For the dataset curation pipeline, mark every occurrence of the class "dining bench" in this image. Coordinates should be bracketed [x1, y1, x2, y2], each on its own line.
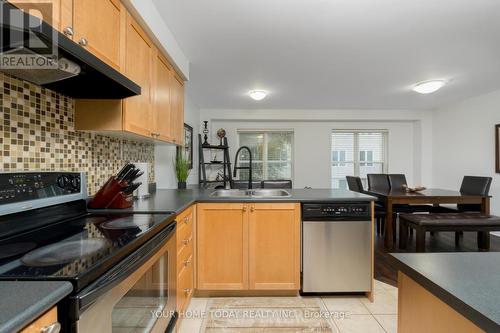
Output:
[398, 213, 500, 252]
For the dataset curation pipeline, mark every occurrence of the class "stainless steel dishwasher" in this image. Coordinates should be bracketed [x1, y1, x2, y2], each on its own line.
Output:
[301, 202, 372, 293]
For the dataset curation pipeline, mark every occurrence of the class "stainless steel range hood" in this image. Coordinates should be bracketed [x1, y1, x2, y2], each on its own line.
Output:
[0, 1, 140, 99]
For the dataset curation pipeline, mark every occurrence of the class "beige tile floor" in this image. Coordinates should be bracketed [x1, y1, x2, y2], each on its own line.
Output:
[177, 280, 398, 333]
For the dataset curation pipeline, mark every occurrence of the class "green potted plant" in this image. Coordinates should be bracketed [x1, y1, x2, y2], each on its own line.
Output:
[174, 149, 190, 189]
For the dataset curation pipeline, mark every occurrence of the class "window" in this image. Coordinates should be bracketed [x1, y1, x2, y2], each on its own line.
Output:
[331, 131, 388, 189]
[237, 131, 293, 180]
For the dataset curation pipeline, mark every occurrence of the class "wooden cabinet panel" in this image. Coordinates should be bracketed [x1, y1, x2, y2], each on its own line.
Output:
[197, 203, 248, 290]
[73, 0, 124, 70]
[153, 52, 172, 142]
[170, 72, 184, 145]
[248, 203, 300, 290]
[123, 12, 154, 137]
[9, 0, 73, 35]
[20, 307, 58, 333]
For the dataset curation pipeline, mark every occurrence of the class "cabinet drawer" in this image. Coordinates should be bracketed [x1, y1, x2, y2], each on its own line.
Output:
[177, 241, 193, 274]
[177, 258, 194, 312]
[20, 307, 58, 333]
[177, 207, 194, 233]
[177, 222, 193, 253]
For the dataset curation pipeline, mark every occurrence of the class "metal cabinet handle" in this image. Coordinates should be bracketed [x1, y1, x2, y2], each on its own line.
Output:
[63, 26, 73, 36]
[242, 206, 247, 212]
[183, 288, 191, 294]
[182, 238, 190, 245]
[78, 38, 88, 46]
[41, 323, 61, 333]
[183, 258, 191, 267]
[250, 206, 255, 212]
[183, 216, 189, 224]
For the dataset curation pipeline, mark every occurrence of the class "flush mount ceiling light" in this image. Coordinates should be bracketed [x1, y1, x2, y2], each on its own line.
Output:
[248, 90, 268, 101]
[412, 80, 447, 94]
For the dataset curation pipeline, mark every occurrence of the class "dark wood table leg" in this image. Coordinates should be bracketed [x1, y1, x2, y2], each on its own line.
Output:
[416, 227, 426, 252]
[481, 197, 491, 215]
[384, 199, 394, 248]
[478, 231, 490, 251]
[399, 220, 408, 249]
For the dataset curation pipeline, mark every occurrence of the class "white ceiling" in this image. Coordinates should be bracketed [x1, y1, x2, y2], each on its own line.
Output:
[152, 0, 500, 110]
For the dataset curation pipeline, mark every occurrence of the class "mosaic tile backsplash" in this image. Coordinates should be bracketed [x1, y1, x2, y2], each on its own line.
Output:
[0, 73, 155, 195]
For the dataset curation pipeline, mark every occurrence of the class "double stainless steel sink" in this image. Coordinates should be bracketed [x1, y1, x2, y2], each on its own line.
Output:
[210, 189, 291, 198]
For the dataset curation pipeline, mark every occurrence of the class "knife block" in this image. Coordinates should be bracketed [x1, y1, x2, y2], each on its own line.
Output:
[106, 192, 134, 209]
[88, 177, 126, 209]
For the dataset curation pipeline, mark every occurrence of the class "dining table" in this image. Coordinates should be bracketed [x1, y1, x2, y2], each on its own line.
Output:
[364, 188, 491, 248]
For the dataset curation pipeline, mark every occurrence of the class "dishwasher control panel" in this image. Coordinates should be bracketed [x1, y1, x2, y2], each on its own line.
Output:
[302, 202, 371, 220]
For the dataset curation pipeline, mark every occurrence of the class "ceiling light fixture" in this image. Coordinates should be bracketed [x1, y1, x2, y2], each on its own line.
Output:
[249, 90, 268, 101]
[412, 80, 447, 94]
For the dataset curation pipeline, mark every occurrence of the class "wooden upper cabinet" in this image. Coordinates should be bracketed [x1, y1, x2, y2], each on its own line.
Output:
[73, 0, 125, 71]
[170, 72, 185, 145]
[123, 12, 154, 137]
[248, 203, 300, 290]
[153, 51, 172, 142]
[8, 0, 73, 35]
[197, 203, 248, 290]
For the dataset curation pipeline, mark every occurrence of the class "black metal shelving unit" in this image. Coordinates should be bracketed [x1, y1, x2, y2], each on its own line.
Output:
[198, 134, 233, 188]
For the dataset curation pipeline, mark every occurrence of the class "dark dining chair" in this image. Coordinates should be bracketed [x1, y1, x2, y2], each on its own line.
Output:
[458, 176, 493, 212]
[262, 180, 293, 189]
[346, 176, 364, 193]
[347, 176, 388, 236]
[435, 175, 493, 244]
[367, 174, 390, 192]
[388, 174, 407, 191]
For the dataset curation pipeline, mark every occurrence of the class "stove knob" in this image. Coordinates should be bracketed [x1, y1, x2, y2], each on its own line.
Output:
[57, 175, 69, 189]
[71, 176, 81, 190]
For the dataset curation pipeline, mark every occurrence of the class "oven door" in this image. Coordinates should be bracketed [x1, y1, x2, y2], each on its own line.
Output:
[72, 222, 177, 333]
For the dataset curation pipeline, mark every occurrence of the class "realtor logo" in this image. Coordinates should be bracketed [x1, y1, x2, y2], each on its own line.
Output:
[0, 1, 59, 69]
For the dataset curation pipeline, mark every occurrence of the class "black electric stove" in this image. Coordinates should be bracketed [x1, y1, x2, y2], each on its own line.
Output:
[0, 172, 175, 292]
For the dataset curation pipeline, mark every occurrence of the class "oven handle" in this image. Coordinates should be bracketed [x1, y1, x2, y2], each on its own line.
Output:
[70, 221, 176, 318]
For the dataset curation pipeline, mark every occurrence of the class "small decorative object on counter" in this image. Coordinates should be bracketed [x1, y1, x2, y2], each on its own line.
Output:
[217, 128, 227, 146]
[175, 150, 191, 189]
[202, 120, 210, 147]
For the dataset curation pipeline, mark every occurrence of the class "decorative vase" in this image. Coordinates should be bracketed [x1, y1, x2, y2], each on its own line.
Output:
[178, 181, 187, 189]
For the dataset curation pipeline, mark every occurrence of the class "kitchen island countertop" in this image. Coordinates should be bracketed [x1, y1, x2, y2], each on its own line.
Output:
[90, 188, 376, 215]
[391, 252, 500, 332]
[0, 281, 73, 333]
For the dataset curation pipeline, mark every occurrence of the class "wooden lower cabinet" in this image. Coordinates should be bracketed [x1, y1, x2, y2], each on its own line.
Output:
[196, 203, 300, 292]
[20, 307, 59, 333]
[398, 272, 484, 333]
[177, 206, 195, 314]
[249, 203, 300, 290]
[197, 203, 248, 290]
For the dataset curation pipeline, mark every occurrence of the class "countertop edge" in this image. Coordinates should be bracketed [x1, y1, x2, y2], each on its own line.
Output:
[0, 282, 73, 333]
[389, 254, 499, 332]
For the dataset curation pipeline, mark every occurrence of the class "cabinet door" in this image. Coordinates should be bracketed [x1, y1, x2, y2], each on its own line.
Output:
[248, 203, 300, 290]
[197, 203, 248, 290]
[123, 12, 153, 137]
[73, 0, 125, 70]
[170, 72, 184, 145]
[153, 51, 172, 142]
[9, 0, 72, 35]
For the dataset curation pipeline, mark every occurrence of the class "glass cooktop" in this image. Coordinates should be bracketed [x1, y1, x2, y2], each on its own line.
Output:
[0, 212, 175, 290]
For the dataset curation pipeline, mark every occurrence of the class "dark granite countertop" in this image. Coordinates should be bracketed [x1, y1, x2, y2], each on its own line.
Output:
[391, 252, 500, 332]
[89, 188, 376, 214]
[0, 281, 73, 333]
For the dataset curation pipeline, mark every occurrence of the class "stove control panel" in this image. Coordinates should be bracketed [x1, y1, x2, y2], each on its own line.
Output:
[302, 202, 371, 220]
[0, 172, 83, 204]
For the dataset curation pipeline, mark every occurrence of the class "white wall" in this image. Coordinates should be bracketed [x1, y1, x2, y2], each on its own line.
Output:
[433, 89, 500, 215]
[202, 109, 433, 189]
[155, 91, 200, 188]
